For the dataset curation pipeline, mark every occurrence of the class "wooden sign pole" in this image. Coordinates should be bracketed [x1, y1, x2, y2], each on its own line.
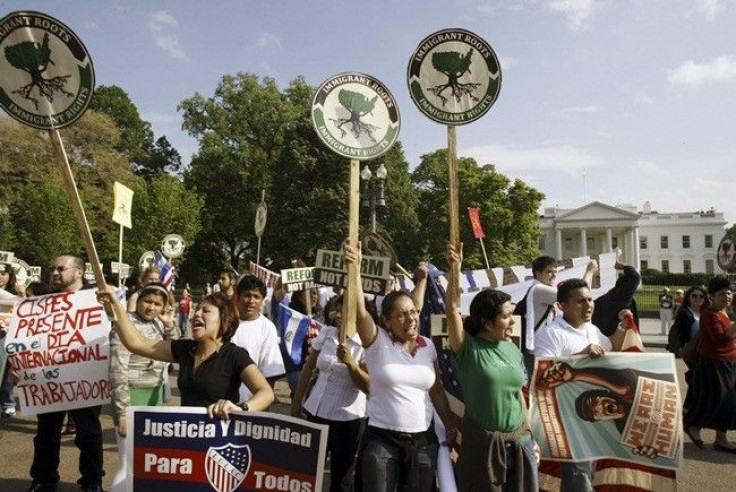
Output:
[50, 130, 108, 290]
[340, 159, 360, 343]
[118, 224, 124, 287]
[447, 125, 460, 305]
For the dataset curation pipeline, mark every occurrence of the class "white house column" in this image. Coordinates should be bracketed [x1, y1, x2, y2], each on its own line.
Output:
[626, 228, 635, 266]
[580, 228, 588, 256]
[555, 229, 563, 260]
[605, 228, 613, 253]
[633, 226, 641, 270]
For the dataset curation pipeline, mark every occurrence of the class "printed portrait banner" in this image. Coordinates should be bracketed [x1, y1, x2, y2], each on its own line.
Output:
[128, 407, 328, 492]
[530, 353, 682, 470]
[3, 289, 111, 415]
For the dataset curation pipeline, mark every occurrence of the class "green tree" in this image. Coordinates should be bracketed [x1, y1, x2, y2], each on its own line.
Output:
[126, 175, 203, 279]
[90, 85, 152, 165]
[90, 85, 181, 178]
[412, 149, 544, 269]
[180, 74, 305, 273]
[8, 180, 81, 269]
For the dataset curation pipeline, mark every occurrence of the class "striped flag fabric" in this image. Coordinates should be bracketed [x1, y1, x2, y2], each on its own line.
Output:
[153, 251, 174, 290]
[276, 302, 323, 366]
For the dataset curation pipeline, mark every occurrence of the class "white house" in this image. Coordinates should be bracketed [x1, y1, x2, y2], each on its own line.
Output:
[538, 201, 729, 274]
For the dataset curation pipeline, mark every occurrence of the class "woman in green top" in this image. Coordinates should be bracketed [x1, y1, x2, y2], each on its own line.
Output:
[446, 243, 538, 492]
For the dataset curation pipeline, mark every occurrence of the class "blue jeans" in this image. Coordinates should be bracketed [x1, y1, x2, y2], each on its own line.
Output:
[1, 375, 15, 412]
[561, 460, 595, 492]
[361, 426, 438, 492]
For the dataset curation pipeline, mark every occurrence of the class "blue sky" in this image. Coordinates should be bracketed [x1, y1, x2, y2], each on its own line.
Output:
[2, 1, 735, 225]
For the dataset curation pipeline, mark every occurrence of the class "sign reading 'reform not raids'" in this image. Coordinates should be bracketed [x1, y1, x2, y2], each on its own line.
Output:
[314, 249, 391, 295]
[129, 407, 328, 492]
[280, 267, 315, 293]
[3, 289, 111, 415]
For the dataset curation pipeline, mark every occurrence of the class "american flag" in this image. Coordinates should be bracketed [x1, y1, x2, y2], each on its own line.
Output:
[437, 348, 465, 460]
[205, 443, 251, 492]
[153, 251, 174, 290]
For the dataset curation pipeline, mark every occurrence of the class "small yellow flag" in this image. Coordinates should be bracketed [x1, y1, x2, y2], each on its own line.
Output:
[112, 182, 133, 229]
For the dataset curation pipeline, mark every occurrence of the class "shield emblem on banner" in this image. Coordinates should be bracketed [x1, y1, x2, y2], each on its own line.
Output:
[205, 443, 251, 492]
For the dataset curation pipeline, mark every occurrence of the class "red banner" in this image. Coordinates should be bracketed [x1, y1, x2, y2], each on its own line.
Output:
[467, 207, 485, 239]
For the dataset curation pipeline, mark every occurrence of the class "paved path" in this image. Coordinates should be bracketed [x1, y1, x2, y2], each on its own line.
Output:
[1, 319, 734, 492]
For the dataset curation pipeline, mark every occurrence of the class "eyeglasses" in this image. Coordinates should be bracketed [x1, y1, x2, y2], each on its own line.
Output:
[690, 293, 705, 299]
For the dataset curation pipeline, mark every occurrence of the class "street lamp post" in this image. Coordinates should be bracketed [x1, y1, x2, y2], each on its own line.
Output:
[360, 163, 387, 233]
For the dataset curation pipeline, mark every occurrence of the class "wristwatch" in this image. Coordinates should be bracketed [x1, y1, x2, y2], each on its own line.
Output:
[239, 402, 249, 411]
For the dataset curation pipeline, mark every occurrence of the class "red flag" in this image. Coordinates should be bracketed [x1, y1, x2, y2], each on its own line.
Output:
[467, 207, 485, 239]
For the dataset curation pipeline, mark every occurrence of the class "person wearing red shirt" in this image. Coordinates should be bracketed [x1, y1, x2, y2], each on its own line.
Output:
[684, 276, 736, 452]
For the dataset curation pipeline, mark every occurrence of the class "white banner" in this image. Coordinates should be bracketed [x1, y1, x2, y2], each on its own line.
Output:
[4, 290, 112, 415]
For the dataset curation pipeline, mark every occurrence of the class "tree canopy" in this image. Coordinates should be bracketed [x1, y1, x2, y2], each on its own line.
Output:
[412, 149, 544, 269]
[90, 85, 181, 179]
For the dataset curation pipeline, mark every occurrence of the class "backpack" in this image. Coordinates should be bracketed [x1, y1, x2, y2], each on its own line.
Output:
[666, 309, 694, 357]
[514, 285, 554, 349]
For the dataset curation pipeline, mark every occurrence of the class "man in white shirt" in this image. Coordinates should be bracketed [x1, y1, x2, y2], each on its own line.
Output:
[534, 278, 624, 492]
[230, 275, 285, 402]
[520, 257, 598, 380]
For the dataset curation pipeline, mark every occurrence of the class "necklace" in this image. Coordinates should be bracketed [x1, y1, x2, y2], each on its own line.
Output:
[195, 343, 221, 361]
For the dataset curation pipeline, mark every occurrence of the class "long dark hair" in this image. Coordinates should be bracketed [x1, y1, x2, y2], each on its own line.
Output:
[681, 286, 709, 312]
[0, 262, 20, 296]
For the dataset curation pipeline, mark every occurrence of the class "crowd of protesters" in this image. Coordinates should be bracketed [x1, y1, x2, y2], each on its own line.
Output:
[0, 247, 734, 492]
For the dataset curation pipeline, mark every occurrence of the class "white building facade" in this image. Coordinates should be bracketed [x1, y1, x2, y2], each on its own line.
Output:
[538, 201, 728, 274]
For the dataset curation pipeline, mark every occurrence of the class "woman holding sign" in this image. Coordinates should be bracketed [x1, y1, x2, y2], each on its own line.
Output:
[108, 283, 174, 492]
[98, 288, 274, 418]
[344, 243, 456, 492]
[445, 242, 538, 491]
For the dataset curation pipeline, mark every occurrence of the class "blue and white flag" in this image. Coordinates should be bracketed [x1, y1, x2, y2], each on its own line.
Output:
[153, 251, 174, 291]
[276, 303, 323, 366]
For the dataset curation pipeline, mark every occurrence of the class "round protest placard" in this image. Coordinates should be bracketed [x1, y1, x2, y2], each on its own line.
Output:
[254, 201, 267, 237]
[0, 11, 95, 130]
[408, 28, 501, 125]
[139, 251, 156, 270]
[311, 72, 400, 160]
[717, 234, 736, 272]
[361, 231, 397, 266]
[161, 234, 185, 259]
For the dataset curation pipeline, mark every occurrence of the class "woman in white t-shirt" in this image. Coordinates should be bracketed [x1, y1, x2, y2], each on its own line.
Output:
[291, 294, 369, 492]
[344, 244, 456, 492]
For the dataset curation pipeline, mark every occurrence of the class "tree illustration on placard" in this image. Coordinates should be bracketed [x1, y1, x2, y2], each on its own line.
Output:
[5, 33, 73, 109]
[330, 89, 380, 142]
[428, 47, 481, 107]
